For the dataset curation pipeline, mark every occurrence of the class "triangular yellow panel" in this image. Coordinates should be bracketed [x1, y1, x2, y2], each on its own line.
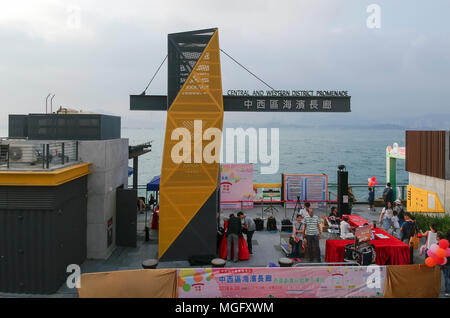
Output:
[159, 30, 224, 258]
[407, 185, 444, 213]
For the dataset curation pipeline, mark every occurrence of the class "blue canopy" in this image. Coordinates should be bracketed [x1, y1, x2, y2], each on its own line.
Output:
[128, 167, 134, 177]
[146, 175, 160, 191]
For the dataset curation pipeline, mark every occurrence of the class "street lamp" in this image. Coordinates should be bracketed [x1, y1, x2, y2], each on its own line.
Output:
[45, 94, 51, 113]
[50, 94, 55, 113]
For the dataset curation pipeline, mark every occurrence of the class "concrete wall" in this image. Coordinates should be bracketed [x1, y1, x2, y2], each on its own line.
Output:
[78, 139, 129, 259]
[409, 172, 450, 215]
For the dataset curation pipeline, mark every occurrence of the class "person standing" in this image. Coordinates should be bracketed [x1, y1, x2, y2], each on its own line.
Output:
[400, 212, 417, 243]
[238, 212, 256, 255]
[368, 187, 375, 211]
[382, 183, 394, 208]
[347, 186, 356, 214]
[226, 214, 242, 262]
[299, 202, 310, 220]
[393, 199, 405, 227]
[441, 230, 450, 297]
[290, 214, 304, 261]
[379, 201, 394, 231]
[303, 208, 322, 262]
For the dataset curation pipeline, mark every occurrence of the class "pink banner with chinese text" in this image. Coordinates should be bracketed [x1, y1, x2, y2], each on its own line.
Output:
[177, 266, 386, 298]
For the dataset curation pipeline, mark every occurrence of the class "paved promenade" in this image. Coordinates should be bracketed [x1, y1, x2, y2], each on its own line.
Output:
[1, 203, 446, 298]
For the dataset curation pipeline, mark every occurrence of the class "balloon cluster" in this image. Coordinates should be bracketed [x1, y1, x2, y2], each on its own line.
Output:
[368, 176, 378, 187]
[425, 239, 450, 267]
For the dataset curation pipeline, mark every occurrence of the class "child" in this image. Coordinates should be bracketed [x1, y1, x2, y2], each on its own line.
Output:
[418, 223, 438, 256]
[368, 187, 375, 212]
[391, 210, 400, 238]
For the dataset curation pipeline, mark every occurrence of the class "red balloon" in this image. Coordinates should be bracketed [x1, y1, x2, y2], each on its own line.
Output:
[425, 257, 436, 267]
[436, 257, 447, 266]
[439, 239, 449, 250]
[371, 177, 376, 181]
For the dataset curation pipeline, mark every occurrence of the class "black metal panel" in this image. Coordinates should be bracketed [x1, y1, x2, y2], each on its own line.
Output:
[0, 176, 87, 294]
[130, 95, 351, 112]
[8, 115, 28, 138]
[10, 114, 121, 140]
[116, 188, 137, 248]
[161, 186, 219, 261]
[167, 28, 216, 108]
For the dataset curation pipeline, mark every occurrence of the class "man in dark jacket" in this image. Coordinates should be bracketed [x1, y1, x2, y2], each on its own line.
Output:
[383, 183, 394, 208]
[227, 215, 242, 262]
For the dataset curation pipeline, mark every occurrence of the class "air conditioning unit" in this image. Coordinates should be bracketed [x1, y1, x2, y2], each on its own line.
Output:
[9, 144, 37, 164]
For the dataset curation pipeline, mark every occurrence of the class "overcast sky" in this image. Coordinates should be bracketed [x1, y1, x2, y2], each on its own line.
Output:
[1, 0, 449, 129]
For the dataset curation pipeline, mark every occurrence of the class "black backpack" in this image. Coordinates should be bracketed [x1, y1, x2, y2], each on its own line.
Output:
[267, 216, 277, 231]
[382, 188, 390, 202]
[254, 218, 264, 231]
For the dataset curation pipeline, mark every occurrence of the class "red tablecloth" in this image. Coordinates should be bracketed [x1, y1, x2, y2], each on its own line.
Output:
[151, 209, 159, 230]
[325, 228, 410, 265]
[345, 215, 372, 228]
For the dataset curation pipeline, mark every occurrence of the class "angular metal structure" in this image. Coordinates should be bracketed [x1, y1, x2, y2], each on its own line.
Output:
[159, 28, 223, 260]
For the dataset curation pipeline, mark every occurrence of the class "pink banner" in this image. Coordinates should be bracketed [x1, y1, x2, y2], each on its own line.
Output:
[177, 266, 386, 298]
[220, 164, 254, 209]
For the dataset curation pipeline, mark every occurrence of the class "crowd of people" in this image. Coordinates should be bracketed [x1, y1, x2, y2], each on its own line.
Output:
[214, 181, 449, 296]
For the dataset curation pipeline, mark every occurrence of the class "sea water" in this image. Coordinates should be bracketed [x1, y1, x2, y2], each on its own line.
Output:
[123, 127, 408, 201]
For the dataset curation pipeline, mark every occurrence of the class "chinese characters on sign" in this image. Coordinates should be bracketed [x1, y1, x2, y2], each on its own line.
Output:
[239, 98, 338, 112]
[178, 267, 386, 298]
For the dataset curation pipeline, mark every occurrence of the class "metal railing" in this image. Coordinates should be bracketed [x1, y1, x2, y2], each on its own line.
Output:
[0, 139, 79, 170]
[327, 183, 408, 203]
[132, 182, 408, 209]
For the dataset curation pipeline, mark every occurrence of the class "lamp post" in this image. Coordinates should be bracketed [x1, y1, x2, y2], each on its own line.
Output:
[50, 94, 55, 113]
[45, 94, 51, 113]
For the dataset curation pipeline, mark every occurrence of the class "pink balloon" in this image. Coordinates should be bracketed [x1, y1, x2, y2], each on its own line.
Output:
[427, 249, 433, 257]
[429, 244, 439, 254]
[446, 248, 450, 257]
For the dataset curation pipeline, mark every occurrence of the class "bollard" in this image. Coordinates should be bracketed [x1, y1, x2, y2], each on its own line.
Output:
[142, 259, 158, 269]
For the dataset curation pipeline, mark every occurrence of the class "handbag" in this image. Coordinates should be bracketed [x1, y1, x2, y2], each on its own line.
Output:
[289, 237, 296, 246]
[409, 235, 419, 250]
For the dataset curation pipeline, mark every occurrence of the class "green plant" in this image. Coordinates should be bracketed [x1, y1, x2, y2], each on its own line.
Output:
[412, 213, 450, 235]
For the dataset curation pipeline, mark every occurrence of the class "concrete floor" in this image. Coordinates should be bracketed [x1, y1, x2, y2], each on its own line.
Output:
[1, 203, 447, 298]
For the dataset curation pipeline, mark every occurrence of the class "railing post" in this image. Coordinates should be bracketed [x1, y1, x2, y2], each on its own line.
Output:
[75, 141, 79, 161]
[61, 142, 65, 165]
[6, 144, 10, 168]
[42, 144, 45, 169]
[46, 144, 50, 169]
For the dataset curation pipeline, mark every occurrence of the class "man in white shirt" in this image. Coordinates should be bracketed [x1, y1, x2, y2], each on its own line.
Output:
[299, 202, 310, 222]
[340, 216, 354, 239]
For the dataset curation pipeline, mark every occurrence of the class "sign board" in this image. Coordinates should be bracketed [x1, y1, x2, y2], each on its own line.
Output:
[177, 266, 385, 298]
[407, 185, 444, 213]
[355, 225, 372, 249]
[220, 164, 254, 209]
[283, 174, 328, 208]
